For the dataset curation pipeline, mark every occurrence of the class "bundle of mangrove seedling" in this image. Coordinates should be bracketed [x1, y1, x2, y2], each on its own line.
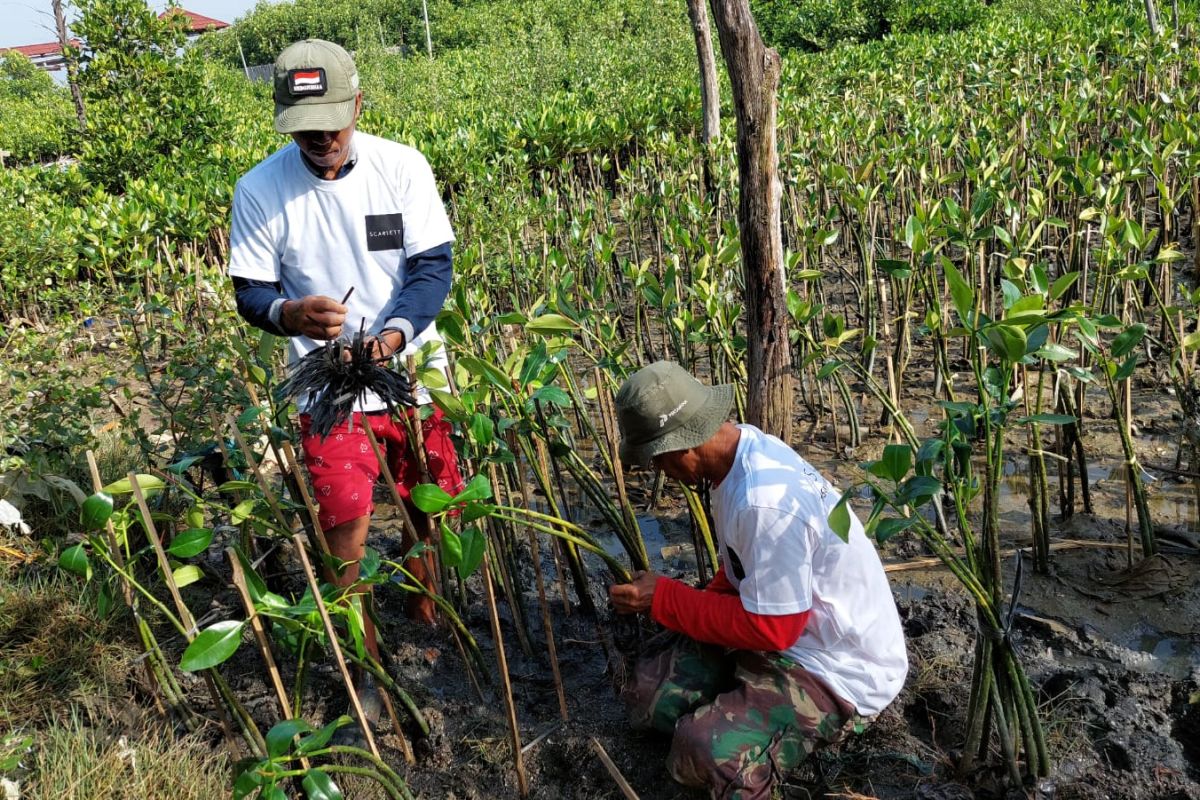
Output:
[278, 329, 417, 438]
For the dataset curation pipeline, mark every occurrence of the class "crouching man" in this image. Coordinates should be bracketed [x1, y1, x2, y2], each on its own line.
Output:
[608, 362, 908, 799]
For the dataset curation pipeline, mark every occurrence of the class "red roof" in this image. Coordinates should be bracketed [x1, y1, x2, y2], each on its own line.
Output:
[0, 40, 81, 59]
[159, 8, 229, 32]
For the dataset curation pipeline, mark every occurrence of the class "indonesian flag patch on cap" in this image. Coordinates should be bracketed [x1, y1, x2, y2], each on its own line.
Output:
[287, 68, 327, 96]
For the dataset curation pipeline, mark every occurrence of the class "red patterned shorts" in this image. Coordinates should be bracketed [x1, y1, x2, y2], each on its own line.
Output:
[299, 407, 465, 530]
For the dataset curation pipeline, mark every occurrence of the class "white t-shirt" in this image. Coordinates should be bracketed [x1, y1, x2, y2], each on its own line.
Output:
[228, 132, 454, 410]
[712, 425, 908, 715]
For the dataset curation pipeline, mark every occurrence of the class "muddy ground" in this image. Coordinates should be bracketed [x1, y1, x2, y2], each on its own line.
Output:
[189, 376, 1200, 800]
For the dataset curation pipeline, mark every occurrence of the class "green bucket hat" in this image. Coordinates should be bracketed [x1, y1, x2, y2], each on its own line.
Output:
[273, 39, 360, 134]
[615, 361, 734, 467]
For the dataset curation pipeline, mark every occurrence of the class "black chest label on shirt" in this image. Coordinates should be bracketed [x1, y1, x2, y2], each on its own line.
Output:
[365, 213, 404, 252]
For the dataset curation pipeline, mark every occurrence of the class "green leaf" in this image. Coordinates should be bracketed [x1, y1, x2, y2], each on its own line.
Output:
[440, 521, 463, 568]
[816, 360, 843, 379]
[411, 484, 452, 514]
[468, 412, 494, 447]
[232, 765, 264, 800]
[898, 475, 942, 507]
[1182, 330, 1200, 353]
[360, 546, 380, 580]
[1110, 323, 1146, 358]
[458, 527, 486, 579]
[168, 527, 213, 558]
[301, 769, 343, 800]
[59, 544, 91, 580]
[1036, 343, 1078, 362]
[525, 313, 578, 335]
[462, 501, 496, 524]
[173, 565, 203, 588]
[944, 261, 975, 325]
[266, 719, 312, 759]
[231, 498, 260, 524]
[530, 385, 571, 408]
[984, 323, 1027, 363]
[180, 620, 245, 672]
[881, 444, 912, 483]
[451, 474, 494, 505]
[1114, 353, 1139, 381]
[827, 495, 851, 543]
[101, 474, 164, 496]
[428, 388, 467, 421]
[875, 516, 916, 543]
[456, 355, 513, 390]
[297, 717, 348, 755]
[80, 492, 114, 530]
[233, 545, 268, 602]
[1015, 414, 1077, 426]
[218, 480, 260, 493]
[1049, 271, 1080, 301]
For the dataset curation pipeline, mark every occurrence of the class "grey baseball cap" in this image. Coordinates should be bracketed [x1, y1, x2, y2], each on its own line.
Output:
[273, 39, 360, 134]
[615, 361, 734, 467]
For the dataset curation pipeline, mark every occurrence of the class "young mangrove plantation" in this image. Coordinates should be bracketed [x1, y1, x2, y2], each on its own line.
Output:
[1, 0, 1198, 797]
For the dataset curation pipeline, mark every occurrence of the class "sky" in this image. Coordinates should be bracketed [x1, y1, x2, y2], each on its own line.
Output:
[0, 0, 260, 49]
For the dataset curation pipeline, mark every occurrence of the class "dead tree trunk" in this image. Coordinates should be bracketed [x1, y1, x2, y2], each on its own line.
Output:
[707, 0, 793, 443]
[52, 0, 86, 131]
[1144, 0, 1161, 35]
[686, 0, 720, 194]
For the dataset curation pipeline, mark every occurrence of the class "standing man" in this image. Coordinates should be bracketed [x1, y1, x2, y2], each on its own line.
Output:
[227, 39, 463, 713]
[609, 361, 908, 799]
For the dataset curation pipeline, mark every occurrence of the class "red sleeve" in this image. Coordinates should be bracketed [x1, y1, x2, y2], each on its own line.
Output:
[704, 565, 737, 594]
[651, 576, 809, 652]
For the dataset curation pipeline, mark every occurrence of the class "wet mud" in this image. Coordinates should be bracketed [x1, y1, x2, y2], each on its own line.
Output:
[197, 379, 1200, 800]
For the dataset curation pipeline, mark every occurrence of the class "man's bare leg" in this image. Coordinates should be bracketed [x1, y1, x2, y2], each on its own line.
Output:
[324, 514, 380, 661]
[402, 507, 438, 625]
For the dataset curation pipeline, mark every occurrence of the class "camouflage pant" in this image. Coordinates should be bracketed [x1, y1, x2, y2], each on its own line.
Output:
[625, 634, 866, 800]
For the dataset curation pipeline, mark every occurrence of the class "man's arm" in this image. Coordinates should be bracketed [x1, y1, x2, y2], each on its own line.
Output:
[232, 278, 349, 341]
[381, 242, 453, 347]
[233, 277, 288, 336]
[610, 571, 808, 652]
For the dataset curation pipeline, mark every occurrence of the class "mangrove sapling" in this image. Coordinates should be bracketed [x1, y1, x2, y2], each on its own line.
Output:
[1075, 318, 1158, 556]
[72, 474, 266, 757]
[232, 717, 413, 800]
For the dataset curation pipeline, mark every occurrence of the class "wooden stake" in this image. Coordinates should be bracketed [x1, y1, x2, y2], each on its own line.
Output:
[482, 552, 529, 796]
[590, 737, 640, 800]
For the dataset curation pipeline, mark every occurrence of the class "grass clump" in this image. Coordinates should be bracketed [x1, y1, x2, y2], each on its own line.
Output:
[0, 574, 135, 729]
[14, 713, 228, 800]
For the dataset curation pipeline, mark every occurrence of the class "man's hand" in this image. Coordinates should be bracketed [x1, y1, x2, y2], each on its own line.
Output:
[281, 295, 348, 340]
[365, 329, 406, 361]
[609, 570, 660, 615]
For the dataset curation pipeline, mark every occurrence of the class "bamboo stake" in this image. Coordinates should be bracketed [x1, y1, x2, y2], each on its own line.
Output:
[278, 440, 331, 556]
[482, 551, 529, 796]
[293, 533, 381, 759]
[227, 548, 298, 736]
[86, 452, 170, 720]
[128, 474, 248, 756]
[264, 443, 376, 758]
[590, 737, 640, 800]
[225, 412, 291, 532]
[493, 461, 568, 721]
[883, 538, 1127, 574]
